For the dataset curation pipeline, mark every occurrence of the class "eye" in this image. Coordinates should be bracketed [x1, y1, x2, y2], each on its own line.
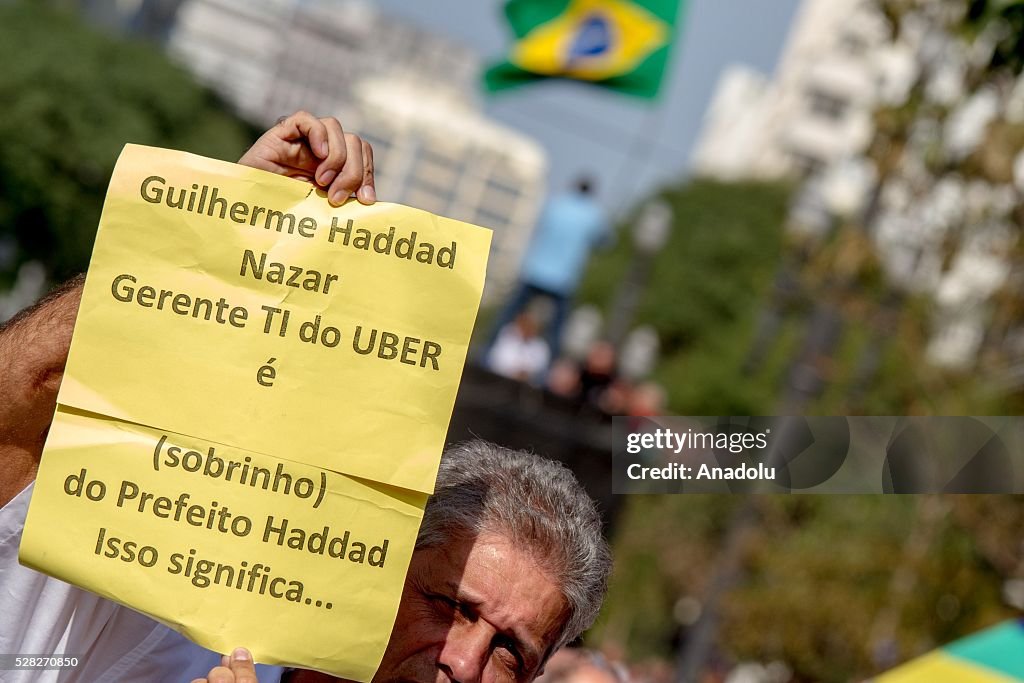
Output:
[429, 593, 478, 624]
[428, 593, 457, 611]
[492, 636, 524, 676]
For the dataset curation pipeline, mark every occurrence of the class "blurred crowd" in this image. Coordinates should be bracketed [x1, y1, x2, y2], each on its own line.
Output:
[483, 306, 666, 417]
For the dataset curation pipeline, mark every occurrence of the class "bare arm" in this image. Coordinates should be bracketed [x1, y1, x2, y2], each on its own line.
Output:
[0, 112, 374, 508]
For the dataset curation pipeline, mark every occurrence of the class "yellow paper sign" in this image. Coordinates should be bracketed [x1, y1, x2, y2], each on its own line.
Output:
[19, 144, 492, 679]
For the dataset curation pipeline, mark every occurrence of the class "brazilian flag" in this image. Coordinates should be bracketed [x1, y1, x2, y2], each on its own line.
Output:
[484, 0, 686, 99]
[876, 620, 1024, 682]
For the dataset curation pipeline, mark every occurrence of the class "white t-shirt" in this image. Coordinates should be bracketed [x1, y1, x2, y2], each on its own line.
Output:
[486, 325, 551, 382]
[0, 484, 284, 682]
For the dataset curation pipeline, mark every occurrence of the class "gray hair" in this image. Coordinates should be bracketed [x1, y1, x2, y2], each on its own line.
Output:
[416, 440, 612, 649]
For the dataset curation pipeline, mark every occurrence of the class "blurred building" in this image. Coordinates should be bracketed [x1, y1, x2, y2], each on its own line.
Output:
[77, 0, 185, 41]
[167, 0, 546, 301]
[693, 0, 1024, 372]
[692, 0, 915, 185]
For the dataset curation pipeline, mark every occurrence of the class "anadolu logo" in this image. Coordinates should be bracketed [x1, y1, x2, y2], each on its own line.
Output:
[511, 0, 670, 81]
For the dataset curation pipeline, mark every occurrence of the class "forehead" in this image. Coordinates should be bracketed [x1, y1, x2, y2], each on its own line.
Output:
[417, 533, 570, 657]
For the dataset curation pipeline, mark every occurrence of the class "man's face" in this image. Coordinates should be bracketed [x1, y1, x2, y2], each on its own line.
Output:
[372, 531, 570, 683]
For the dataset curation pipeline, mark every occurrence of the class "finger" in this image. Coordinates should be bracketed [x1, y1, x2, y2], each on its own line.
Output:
[315, 117, 348, 191]
[205, 666, 234, 683]
[357, 138, 376, 205]
[237, 146, 313, 176]
[190, 679, 208, 683]
[238, 124, 321, 177]
[328, 132, 364, 205]
[260, 136, 322, 175]
[229, 647, 259, 683]
[279, 111, 330, 160]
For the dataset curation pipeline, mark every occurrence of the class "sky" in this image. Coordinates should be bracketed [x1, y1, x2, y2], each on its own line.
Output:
[372, 0, 801, 216]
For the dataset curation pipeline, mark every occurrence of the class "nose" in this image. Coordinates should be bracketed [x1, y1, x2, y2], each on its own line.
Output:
[437, 621, 493, 683]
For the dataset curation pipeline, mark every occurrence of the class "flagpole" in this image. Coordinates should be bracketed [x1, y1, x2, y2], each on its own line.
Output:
[609, 98, 671, 219]
[601, 97, 673, 348]
[608, 0, 687, 212]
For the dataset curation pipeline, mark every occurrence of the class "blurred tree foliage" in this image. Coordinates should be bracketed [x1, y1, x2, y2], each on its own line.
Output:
[580, 180, 790, 353]
[577, 180, 1020, 679]
[593, 490, 1020, 682]
[0, 1, 257, 285]
[720, 496, 1016, 682]
[578, 179, 792, 415]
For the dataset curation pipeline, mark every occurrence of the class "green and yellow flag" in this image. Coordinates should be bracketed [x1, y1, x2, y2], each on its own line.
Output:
[484, 0, 685, 99]
[874, 620, 1024, 682]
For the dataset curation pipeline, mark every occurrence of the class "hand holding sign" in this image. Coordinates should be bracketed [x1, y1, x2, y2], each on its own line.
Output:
[191, 648, 260, 683]
[19, 139, 491, 679]
[239, 111, 376, 206]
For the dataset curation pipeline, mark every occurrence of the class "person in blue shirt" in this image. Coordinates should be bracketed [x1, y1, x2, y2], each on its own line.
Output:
[489, 176, 609, 362]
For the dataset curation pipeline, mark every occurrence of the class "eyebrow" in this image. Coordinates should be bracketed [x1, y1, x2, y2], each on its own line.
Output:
[443, 580, 546, 668]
